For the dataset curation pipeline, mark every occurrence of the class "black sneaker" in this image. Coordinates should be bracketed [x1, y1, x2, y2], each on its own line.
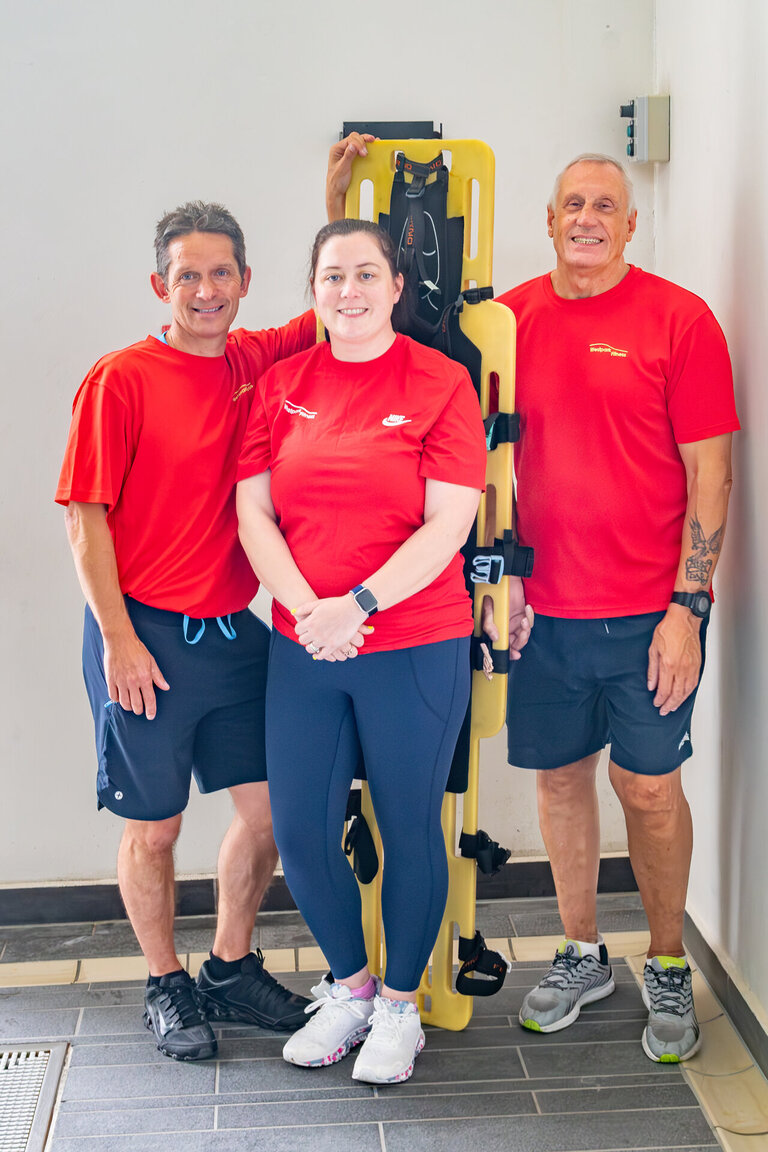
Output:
[143, 971, 217, 1061]
[196, 950, 311, 1031]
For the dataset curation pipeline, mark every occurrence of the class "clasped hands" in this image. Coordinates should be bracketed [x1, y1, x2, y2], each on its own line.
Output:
[293, 595, 374, 661]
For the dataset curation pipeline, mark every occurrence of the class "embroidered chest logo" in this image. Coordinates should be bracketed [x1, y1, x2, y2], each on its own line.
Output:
[589, 342, 628, 359]
[382, 414, 412, 427]
[232, 382, 253, 402]
[284, 400, 317, 420]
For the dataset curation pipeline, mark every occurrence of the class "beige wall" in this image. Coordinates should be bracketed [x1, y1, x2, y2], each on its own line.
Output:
[1, 0, 655, 890]
[655, 0, 768, 1030]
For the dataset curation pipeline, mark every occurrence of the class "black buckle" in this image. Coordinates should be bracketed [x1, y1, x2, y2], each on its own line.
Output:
[456, 930, 511, 997]
[459, 829, 511, 876]
[484, 411, 521, 449]
[396, 152, 444, 199]
[457, 286, 495, 307]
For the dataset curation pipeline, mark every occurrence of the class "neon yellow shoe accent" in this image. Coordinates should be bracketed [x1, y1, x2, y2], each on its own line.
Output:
[653, 955, 688, 970]
[658, 1053, 680, 1062]
[521, 1019, 542, 1032]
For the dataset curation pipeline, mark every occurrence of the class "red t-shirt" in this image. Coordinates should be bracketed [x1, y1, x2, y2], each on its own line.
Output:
[237, 334, 486, 651]
[56, 315, 315, 617]
[496, 267, 739, 617]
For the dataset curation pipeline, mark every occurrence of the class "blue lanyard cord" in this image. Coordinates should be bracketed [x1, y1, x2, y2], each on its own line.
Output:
[182, 615, 237, 644]
[183, 616, 206, 645]
[216, 614, 237, 640]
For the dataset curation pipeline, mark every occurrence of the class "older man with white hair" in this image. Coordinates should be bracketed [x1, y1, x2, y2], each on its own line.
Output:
[495, 154, 739, 1061]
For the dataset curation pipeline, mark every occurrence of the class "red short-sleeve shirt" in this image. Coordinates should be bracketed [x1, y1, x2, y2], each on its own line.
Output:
[496, 268, 739, 617]
[56, 314, 315, 617]
[237, 334, 486, 651]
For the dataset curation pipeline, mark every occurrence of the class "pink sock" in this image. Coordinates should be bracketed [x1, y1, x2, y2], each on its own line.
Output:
[349, 976, 376, 999]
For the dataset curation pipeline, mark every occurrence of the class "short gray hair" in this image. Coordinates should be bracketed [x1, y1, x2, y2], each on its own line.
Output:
[154, 201, 247, 281]
[548, 154, 636, 216]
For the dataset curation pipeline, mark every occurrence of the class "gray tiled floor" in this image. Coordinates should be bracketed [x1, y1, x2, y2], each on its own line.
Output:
[0, 896, 721, 1151]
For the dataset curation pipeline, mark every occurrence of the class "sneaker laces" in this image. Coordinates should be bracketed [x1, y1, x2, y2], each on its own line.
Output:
[248, 948, 290, 994]
[155, 980, 205, 1029]
[646, 965, 692, 1017]
[302, 982, 372, 1032]
[367, 999, 413, 1047]
[540, 945, 586, 990]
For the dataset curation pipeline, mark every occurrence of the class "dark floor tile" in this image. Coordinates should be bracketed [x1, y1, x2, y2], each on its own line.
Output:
[171, 915, 218, 932]
[59, 1086, 370, 1112]
[61, 1059, 216, 1101]
[1, 921, 94, 938]
[255, 910, 310, 930]
[473, 908, 515, 936]
[406, 1041, 526, 1085]
[509, 908, 649, 937]
[381, 1110, 716, 1151]
[533, 1079, 700, 1113]
[422, 1022, 517, 1051]
[2, 925, 133, 962]
[79, 985, 146, 1007]
[77, 1005, 150, 1036]
[2, 928, 100, 962]
[218, 1055, 361, 1094]
[54, 1105, 215, 1137]
[258, 923, 318, 948]
[519, 1038, 671, 1079]
[218, 1086, 538, 1127]
[208, 1033, 292, 1060]
[399, 1069, 684, 1096]
[0, 1006, 81, 1039]
[68, 1040, 173, 1067]
[0, 985, 88, 1009]
[52, 1130, 384, 1152]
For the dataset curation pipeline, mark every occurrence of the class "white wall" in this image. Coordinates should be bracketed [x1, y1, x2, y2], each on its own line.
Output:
[656, 0, 768, 1028]
[1, 0, 655, 887]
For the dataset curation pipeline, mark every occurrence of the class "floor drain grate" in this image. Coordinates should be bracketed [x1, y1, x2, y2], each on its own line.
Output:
[0, 1044, 67, 1152]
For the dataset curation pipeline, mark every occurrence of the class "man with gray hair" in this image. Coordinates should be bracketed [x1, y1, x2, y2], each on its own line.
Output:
[494, 154, 739, 1061]
[57, 201, 319, 1060]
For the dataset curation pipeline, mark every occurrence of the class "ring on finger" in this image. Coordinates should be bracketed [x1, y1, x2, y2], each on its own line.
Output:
[307, 642, 319, 655]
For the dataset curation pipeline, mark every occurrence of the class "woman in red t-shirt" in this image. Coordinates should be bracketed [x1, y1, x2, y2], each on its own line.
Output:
[236, 220, 485, 1084]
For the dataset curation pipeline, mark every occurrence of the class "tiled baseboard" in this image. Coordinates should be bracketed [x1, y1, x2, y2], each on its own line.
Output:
[684, 910, 768, 1082]
[0, 856, 637, 927]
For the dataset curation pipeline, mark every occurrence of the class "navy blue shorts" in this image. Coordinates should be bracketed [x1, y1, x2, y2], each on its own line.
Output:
[506, 612, 708, 776]
[83, 597, 270, 821]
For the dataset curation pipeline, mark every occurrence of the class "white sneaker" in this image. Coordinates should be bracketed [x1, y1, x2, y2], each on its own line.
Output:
[282, 978, 377, 1068]
[351, 996, 425, 1084]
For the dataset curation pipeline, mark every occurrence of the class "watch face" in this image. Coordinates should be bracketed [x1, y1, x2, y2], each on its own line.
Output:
[354, 587, 378, 615]
[695, 594, 711, 616]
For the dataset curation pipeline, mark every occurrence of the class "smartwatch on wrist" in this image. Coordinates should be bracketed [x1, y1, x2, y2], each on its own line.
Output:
[351, 584, 379, 618]
[670, 590, 711, 619]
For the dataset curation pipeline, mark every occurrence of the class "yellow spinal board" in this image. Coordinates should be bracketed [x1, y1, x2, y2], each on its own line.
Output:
[344, 138, 517, 1030]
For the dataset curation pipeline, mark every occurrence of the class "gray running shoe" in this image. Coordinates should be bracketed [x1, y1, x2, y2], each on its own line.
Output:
[642, 956, 701, 1062]
[519, 939, 615, 1032]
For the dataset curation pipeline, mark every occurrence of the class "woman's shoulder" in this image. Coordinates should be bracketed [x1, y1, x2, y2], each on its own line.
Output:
[395, 334, 470, 384]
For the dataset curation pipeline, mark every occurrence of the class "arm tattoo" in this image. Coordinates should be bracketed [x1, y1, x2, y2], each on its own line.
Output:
[685, 516, 723, 584]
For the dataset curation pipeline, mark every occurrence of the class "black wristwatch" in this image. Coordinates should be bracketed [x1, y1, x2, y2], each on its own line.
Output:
[670, 590, 711, 619]
[351, 584, 379, 618]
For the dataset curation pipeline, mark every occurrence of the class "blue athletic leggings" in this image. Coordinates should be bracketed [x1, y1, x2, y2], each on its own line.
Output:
[266, 631, 470, 992]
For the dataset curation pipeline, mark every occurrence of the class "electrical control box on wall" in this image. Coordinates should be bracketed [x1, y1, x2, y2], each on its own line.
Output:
[620, 96, 670, 163]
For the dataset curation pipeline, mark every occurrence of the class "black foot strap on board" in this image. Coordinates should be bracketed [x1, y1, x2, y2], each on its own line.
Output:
[343, 790, 379, 884]
[456, 930, 512, 997]
[459, 829, 511, 876]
